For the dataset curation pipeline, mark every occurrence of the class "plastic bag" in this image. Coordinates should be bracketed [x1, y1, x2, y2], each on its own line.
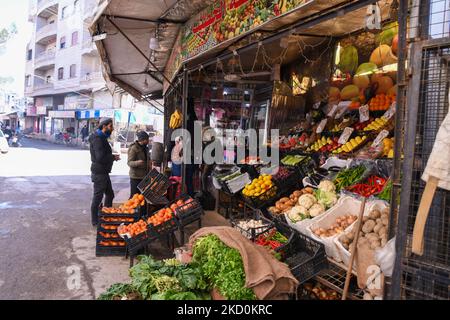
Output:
[375, 237, 396, 277]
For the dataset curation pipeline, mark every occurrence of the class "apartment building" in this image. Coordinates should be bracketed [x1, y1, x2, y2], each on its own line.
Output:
[24, 0, 106, 135]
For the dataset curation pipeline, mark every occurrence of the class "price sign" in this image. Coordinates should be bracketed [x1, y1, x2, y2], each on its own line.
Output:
[316, 118, 328, 134]
[382, 102, 396, 120]
[371, 130, 390, 147]
[359, 104, 370, 122]
[338, 127, 354, 145]
[335, 101, 351, 119]
[327, 104, 338, 117]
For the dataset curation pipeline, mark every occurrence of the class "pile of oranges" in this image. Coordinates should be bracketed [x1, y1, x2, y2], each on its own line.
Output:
[118, 219, 147, 237]
[369, 94, 396, 111]
[102, 194, 145, 214]
[147, 208, 174, 227]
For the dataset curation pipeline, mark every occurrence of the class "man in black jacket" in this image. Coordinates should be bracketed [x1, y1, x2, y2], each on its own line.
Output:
[89, 118, 120, 226]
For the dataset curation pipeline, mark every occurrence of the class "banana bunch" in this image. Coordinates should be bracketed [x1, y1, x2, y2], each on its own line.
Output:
[169, 109, 183, 129]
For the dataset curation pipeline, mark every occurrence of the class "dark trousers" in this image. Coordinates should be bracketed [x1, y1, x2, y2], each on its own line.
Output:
[185, 164, 196, 197]
[91, 173, 114, 225]
[130, 178, 142, 199]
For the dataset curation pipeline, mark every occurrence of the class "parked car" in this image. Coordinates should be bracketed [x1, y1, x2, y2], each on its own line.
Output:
[0, 129, 9, 154]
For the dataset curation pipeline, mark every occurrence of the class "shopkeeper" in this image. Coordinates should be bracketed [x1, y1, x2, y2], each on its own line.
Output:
[89, 118, 120, 226]
[127, 130, 151, 197]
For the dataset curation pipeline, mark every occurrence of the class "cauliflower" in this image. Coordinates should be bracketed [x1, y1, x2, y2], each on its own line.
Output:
[298, 194, 317, 209]
[309, 203, 326, 218]
[316, 189, 338, 208]
[318, 180, 336, 193]
[287, 206, 309, 223]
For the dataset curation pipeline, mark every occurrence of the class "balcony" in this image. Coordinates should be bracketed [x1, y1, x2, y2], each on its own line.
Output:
[37, 0, 58, 18]
[34, 49, 56, 71]
[80, 72, 105, 88]
[81, 40, 98, 56]
[31, 83, 54, 96]
[24, 86, 34, 96]
[35, 23, 57, 44]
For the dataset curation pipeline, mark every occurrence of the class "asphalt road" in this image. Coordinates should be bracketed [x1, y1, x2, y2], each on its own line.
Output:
[0, 138, 132, 300]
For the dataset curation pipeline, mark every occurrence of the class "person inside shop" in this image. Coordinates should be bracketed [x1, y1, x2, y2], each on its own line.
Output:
[80, 125, 89, 142]
[127, 130, 151, 198]
[89, 118, 120, 227]
[171, 136, 183, 177]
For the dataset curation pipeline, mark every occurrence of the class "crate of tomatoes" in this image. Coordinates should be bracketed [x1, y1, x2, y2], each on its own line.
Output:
[146, 207, 179, 237]
[99, 193, 145, 219]
[169, 194, 203, 227]
[117, 219, 151, 256]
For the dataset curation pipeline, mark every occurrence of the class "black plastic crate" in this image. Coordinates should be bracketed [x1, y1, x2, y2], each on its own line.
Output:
[95, 237, 127, 257]
[99, 216, 136, 225]
[230, 209, 275, 241]
[97, 230, 121, 241]
[273, 167, 301, 194]
[147, 217, 179, 238]
[172, 195, 204, 227]
[273, 220, 328, 284]
[242, 184, 279, 209]
[123, 229, 154, 257]
[143, 190, 169, 206]
[138, 169, 170, 197]
[98, 223, 120, 233]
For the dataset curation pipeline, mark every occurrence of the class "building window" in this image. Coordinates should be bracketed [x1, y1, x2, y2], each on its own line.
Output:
[46, 76, 52, 84]
[61, 6, 67, 19]
[60, 36, 66, 49]
[27, 49, 32, 61]
[71, 31, 78, 46]
[70, 64, 76, 78]
[25, 75, 31, 87]
[73, 0, 79, 13]
[58, 67, 64, 80]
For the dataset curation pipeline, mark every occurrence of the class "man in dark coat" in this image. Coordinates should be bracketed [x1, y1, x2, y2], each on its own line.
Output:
[127, 131, 150, 198]
[88, 118, 120, 226]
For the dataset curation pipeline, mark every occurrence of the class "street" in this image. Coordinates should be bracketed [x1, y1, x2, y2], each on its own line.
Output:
[0, 138, 132, 299]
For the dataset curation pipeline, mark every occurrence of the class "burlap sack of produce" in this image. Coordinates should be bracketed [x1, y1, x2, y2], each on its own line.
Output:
[356, 241, 384, 297]
[190, 226, 299, 300]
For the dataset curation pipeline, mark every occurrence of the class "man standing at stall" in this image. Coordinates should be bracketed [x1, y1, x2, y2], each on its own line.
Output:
[89, 118, 120, 226]
[127, 130, 150, 198]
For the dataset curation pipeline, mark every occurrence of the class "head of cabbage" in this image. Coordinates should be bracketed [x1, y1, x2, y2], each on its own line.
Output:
[315, 189, 338, 208]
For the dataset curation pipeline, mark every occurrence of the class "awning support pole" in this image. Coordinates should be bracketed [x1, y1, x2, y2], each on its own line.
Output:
[181, 68, 188, 194]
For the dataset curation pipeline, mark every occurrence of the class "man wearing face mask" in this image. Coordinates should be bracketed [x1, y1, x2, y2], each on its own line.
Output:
[127, 130, 150, 197]
[89, 118, 120, 226]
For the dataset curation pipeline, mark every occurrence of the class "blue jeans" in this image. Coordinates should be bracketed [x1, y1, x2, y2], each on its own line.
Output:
[172, 163, 182, 177]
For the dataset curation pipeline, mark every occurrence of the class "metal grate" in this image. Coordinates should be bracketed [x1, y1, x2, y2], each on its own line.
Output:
[315, 263, 365, 300]
[429, 0, 450, 38]
[400, 45, 450, 300]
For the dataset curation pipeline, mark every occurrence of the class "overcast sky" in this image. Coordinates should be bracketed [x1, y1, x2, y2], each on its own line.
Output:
[0, 0, 32, 96]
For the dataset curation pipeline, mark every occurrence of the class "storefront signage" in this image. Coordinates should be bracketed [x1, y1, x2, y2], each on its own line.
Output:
[48, 111, 75, 119]
[359, 104, 370, 122]
[338, 127, 354, 145]
[36, 106, 48, 115]
[372, 130, 390, 148]
[100, 109, 115, 118]
[165, 0, 313, 89]
[26, 106, 37, 116]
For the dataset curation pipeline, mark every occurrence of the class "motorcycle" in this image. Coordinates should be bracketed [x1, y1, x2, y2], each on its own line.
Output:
[10, 134, 21, 147]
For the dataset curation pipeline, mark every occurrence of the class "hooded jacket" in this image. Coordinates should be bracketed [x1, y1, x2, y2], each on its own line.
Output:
[89, 131, 114, 174]
[127, 141, 150, 179]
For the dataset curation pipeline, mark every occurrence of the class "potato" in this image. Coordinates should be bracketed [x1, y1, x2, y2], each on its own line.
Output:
[378, 226, 387, 237]
[382, 208, 390, 216]
[362, 220, 376, 234]
[363, 216, 369, 223]
[279, 197, 290, 203]
[293, 197, 299, 203]
[370, 239, 381, 250]
[293, 190, 302, 197]
[381, 238, 387, 247]
[381, 216, 389, 226]
[303, 187, 314, 194]
[369, 209, 381, 220]
[374, 223, 383, 234]
[376, 218, 382, 224]
[289, 194, 295, 200]
[286, 200, 295, 207]
[340, 234, 349, 243]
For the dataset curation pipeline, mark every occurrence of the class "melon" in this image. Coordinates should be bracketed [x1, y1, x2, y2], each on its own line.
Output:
[329, 87, 341, 100]
[371, 72, 384, 84]
[374, 76, 394, 94]
[370, 45, 398, 67]
[353, 74, 370, 90]
[339, 45, 359, 74]
[356, 62, 378, 76]
[340, 85, 360, 100]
